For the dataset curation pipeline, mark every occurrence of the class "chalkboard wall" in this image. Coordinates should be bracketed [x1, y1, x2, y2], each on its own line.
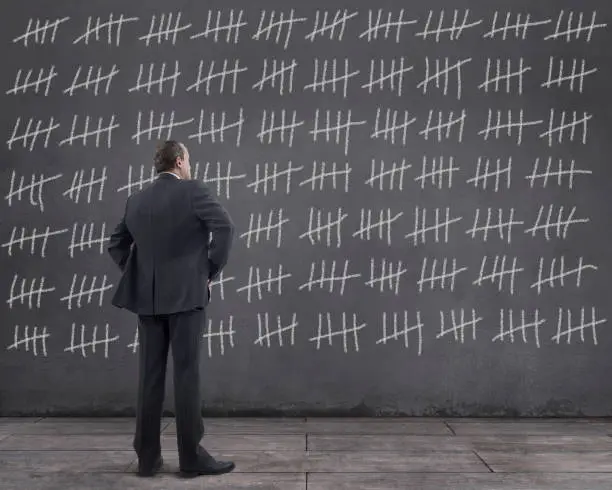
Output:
[1, 0, 611, 416]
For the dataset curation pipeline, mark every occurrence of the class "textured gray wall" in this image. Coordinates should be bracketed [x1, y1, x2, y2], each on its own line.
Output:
[1, 0, 611, 416]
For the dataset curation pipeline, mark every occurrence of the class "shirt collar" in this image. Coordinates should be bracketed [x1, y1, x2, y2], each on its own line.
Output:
[158, 171, 181, 179]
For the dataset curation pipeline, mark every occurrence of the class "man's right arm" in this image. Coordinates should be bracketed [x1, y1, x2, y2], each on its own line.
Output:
[190, 180, 235, 280]
[107, 197, 133, 271]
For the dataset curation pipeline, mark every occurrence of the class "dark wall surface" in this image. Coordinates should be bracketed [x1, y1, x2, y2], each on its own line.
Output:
[1, 0, 611, 416]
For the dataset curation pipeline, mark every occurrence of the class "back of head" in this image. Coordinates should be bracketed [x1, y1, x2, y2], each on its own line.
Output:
[153, 140, 192, 179]
[153, 140, 184, 174]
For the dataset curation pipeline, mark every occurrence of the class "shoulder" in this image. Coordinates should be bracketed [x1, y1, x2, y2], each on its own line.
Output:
[187, 178, 206, 188]
[186, 178, 213, 195]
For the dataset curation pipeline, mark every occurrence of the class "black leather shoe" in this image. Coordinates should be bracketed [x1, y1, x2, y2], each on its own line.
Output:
[179, 459, 235, 478]
[137, 454, 163, 477]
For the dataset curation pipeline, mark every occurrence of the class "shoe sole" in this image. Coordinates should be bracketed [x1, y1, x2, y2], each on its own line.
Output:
[137, 465, 162, 477]
[178, 463, 235, 478]
[138, 470, 158, 477]
[137, 459, 163, 477]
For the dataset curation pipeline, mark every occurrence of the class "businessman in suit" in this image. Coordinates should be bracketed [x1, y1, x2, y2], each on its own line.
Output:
[107, 140, 235, 478]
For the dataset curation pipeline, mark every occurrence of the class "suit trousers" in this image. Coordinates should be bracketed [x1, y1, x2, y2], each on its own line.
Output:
[133, 309, 206, 469]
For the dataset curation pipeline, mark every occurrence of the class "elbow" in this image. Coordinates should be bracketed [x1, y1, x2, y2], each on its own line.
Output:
[224, 214, 235, 238]
[224, 222, 235, 247]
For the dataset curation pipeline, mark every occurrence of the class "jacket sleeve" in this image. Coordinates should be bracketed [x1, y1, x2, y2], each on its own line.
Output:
[107, 199, 134, 271]
[190, 180, 235, 280]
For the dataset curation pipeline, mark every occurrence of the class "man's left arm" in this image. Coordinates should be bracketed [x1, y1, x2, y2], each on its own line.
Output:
[107, 201, 133, 271]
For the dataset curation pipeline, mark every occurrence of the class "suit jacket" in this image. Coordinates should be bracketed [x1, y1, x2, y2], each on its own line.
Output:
[107, 172, 234, 315]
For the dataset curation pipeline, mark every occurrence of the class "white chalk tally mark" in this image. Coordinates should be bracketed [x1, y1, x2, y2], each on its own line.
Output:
[7, 274, 55, 309]
[64, 323, 119, 358]
[493, 309, 544, 348]
[371, 108, 416, 146]
[202, 317, 236, 357]
[254, 313, 298, 348]
[187, 59, 246, 95]
[305, 9, 358, 42]
[415, 9, 482, 42]
[415, 156, 459, 190]
[473, 255, 523, 295]
[419, 110, 466, 142]
[7, 325, 50, 357]
[7, 116, 60, 150]
[531, 256, 598, 294]
[362, 58, 413, 96]
[376, 311, 423, 356]
[524, 205, 589, 240]
[366, 258, 407, 295]
[418, 258, 467, 293]
[300, 207, 348, 247]
[139, 12, 191, 46]
[133, 111, 194, 145]
[312, 109, 366, 155]
[418, 57, 470, 100]
[258, 110, 303, 147]
[479, 109, 543, 145]
[69, 222, 109, 257]
[190, 9, 246, 43]
[240, 209, 289, 248]
[406, 206, 463, 246]
[64, 65, 119, 96]
[526, 157, 592, 189]
[539, 109, 591, 146]
[253, 59, 297, 95]
[190, 108, 244, 146]
[60, 274, 113, 310]
[116, 165, 155, 196]
[5, 170, 62, 212]
[192, 161, 246, 199]
[299, 260, 360, 296]
[437, 309, 482, 343]
[74, 14, 138, 45]
[128, 324, 139, 353]
[467, 157, 512, 192]
[247, 161, 302, 196]
[300, 161, 351, 192]
[309, 312, 366, 353]
[544, 11, 607, 42]
[2, 226, 69, 258]
[129, 61, 181, 96]
[59, 115, 119, 148]
[6, 66, 57, 96]
[236, 265, 291, 303]
[304, 59, 359, 98]
[466, 208, 524, 244]
[208, 272, 235, 301]
[366, 159, 411, 191]
[63, 167, 107, 203]
[542, 57, 597, 93]
[353, 209, 403, 245]
[13, 16, 70, 46]
[360, 9, 417, 42]
[253, 9, 307, 50]
[479, 58, 531, 95]
[552, 307, 607, 345]
[6, 9, 607, 359]
[483, 12, 551, 40]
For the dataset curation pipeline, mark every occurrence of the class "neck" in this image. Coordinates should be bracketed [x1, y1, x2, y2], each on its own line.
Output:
[161, 170, 181, 179]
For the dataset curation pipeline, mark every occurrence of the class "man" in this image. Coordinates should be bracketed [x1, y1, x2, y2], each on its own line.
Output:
[107, 140, 235, 478]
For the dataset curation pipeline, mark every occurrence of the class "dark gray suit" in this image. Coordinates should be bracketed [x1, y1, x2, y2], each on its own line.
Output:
[107, 172, 234, 471]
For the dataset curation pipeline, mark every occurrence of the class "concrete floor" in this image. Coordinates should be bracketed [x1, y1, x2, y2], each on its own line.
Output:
[2, 417, 612, 488]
